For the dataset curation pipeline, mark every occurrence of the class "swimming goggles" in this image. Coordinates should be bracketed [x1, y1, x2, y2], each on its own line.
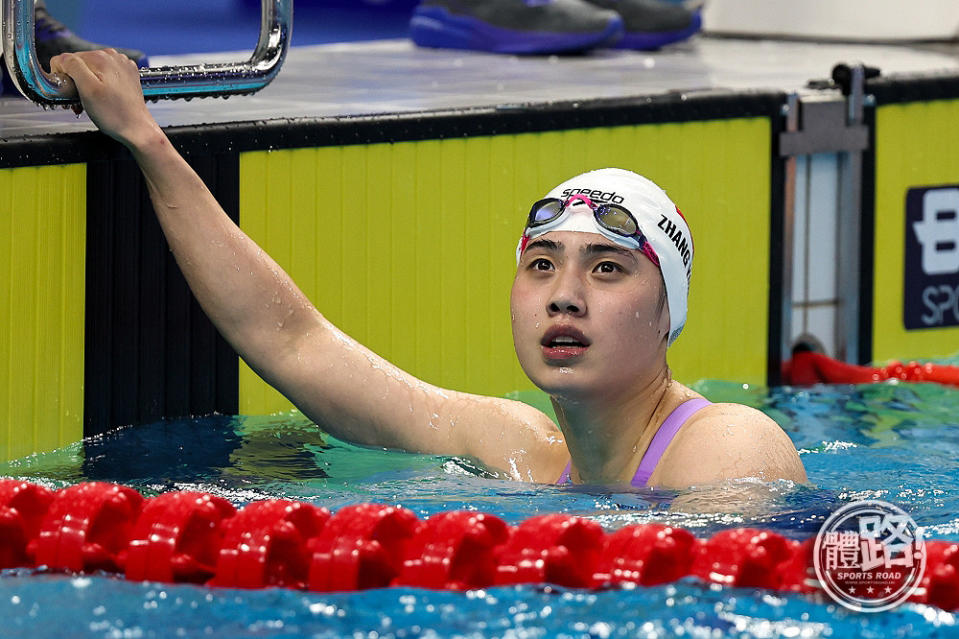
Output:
[522, 194, 660, 267]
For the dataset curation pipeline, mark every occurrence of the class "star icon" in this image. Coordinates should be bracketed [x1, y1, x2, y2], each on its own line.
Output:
[885, 586, 893, 593]
[848, 586, 857, 594]
[866, 586, 875, 594]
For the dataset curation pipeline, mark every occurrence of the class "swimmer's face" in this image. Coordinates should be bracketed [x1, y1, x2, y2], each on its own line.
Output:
[510, 230, 670, 401]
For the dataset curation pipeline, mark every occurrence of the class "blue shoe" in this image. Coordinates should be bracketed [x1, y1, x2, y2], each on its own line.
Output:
[585, 0, 701, 50]
[655, 0, 704, 8]
[2, 4, 149, 98]
[34, 4, 149, 70]
[410, 0, 625, 55]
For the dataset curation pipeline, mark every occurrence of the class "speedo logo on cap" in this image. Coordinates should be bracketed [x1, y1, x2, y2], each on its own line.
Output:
[658, 213, 693, 277]
[561, 188, 625, 205]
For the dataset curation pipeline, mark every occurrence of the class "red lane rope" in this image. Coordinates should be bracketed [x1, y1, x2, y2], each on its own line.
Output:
[784, 350, 959, 387]
[1, 480, 957, 610]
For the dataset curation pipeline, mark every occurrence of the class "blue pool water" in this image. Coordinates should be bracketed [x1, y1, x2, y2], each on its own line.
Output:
[3, 371, 959, 638]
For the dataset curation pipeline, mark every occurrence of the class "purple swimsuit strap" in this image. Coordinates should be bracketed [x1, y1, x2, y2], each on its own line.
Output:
[631, 397, 711, 487]
[555, 398, 712, 487]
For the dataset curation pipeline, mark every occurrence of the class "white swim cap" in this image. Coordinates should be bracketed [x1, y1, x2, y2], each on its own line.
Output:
[517, 168, 693, 345]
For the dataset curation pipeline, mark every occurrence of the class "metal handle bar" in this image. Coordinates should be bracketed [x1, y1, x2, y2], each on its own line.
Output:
[2, 0, 292, 105]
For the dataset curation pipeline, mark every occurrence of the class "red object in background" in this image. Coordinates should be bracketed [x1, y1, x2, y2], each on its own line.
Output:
[396, 510, 511, 590]
[125, 491, 237, 583]
[210, 500, 330, 589]
[594, 523, 697, 586]
[785, 350, 959, 387]
[0, 480, 55, 569]
[308, 503, 420, 592]
[691, 528, 794, 589]
[494, 514, 606, 587]
[32, 482, 144, 573]
[785, 350, 881, 385]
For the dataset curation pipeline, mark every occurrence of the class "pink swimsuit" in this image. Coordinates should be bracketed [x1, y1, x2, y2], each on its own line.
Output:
[555, 398, 711, 486]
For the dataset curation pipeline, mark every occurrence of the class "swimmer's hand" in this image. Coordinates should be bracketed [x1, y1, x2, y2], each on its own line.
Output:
[49, 49, 159, 150]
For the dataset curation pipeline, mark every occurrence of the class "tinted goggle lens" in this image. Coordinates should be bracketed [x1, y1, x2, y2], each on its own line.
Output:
[528, 198, 564, 226]
[527, 197, 639, 237]
[596, 205, 638, 236]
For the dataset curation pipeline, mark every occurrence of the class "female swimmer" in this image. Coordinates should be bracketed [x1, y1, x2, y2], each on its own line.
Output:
[50, 49, 807, 488]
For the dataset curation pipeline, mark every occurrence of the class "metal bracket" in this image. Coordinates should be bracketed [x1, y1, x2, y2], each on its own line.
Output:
[776, 63, 877, 369]
[779, 97, 868, 157]
[2, 0, 292, 105]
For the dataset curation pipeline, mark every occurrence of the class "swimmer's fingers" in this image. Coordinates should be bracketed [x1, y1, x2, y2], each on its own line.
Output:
[49, 50, 155, 148]
[49, 52, 99, 91]
[45, 56, 78, 103]
[50, 49, 141, 99]
[48, 54, 84, 116]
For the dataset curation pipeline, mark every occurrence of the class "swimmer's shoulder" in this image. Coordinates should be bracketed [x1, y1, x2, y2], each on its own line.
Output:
[451, 392, 569, 484]
[651, 398, 808, 488]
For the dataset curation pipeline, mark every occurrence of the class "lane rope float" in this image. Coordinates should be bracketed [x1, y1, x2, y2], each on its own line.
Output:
[1, 480, 956, 610]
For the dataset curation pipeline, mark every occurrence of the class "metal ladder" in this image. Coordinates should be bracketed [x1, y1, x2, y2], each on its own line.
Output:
[2, 0, 292, 104]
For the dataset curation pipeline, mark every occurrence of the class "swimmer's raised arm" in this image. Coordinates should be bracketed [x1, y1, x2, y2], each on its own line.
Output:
[52, 50, 567, 482]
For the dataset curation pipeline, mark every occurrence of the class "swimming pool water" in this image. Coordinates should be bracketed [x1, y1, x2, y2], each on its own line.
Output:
[3, 368, 959, 638]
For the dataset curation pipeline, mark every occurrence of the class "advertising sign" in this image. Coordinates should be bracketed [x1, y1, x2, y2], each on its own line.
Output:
[904, 186, 959, 329]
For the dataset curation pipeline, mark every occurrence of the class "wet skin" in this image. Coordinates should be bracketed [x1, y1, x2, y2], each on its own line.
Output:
[510, 227, 671, 405]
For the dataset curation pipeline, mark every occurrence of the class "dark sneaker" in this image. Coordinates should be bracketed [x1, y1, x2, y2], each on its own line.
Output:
[2, 6, 149, 98]
[34, 5, 149, 71]
[584, 0, 700, 49]
[410, 0, 625, 55]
